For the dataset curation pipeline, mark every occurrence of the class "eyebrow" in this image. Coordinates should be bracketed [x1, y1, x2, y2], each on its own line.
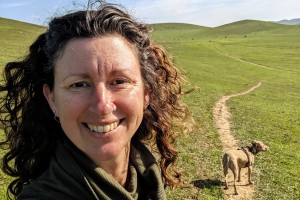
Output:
[110, 66, 135, 75]
[61, 67, 137, 80]
[62, 73, 90, 81]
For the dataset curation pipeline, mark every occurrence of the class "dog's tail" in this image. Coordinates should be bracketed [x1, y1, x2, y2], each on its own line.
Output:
[222, 153, 229, 176]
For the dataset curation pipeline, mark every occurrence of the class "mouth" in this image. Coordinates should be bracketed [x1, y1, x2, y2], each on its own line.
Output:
[85, 120, 122, 133]
[264, 147, 269, 151]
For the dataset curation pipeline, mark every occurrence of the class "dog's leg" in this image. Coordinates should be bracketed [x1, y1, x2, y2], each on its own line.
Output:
[233, 169, 239, 195]
[237, 167, 242, 182]
[223, 155, 229, 190]
[248, 166, 253, 184]
[224, 173, 229, 190]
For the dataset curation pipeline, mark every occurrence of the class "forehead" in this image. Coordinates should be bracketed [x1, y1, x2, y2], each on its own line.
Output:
[63, 36, 137, 57]
[54, 36, 140, 70]
[55, 36, 141, 77]
[256, 141, 265, 146]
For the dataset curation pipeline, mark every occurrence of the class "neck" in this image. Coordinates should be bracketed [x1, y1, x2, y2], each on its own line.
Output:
[95, 143, 131, 187]
[102, 160, 129, 187]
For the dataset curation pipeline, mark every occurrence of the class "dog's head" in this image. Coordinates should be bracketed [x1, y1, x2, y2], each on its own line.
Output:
[250, 140, 269, 154]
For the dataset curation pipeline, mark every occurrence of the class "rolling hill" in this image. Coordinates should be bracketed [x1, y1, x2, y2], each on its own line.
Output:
[150, 19, 300, 39]
[1, 17, 300, 200]
[209, 19, 291, 35]
[0, 17, 45, 67]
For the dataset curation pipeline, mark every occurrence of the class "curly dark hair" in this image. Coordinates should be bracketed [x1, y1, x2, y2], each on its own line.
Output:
[0, 3, 192, 198]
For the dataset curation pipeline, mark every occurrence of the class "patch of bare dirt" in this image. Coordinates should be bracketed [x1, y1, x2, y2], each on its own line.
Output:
[213, 82, 262, 200]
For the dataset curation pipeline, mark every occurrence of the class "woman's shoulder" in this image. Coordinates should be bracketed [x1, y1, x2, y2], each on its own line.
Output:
[16, 141, 90, 200]
[17, 182, 75, 200]
[17, 183, 61, 200]
[17, 183, 44, 199]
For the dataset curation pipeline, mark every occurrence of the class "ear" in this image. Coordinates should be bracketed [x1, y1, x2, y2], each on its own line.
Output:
[43, 84, 57, 113]
[251, 141, 257, 147]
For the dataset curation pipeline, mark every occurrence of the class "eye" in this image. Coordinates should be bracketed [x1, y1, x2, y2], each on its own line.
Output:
[110, 78, 132, 88]
[111, 78, 131, 85]
[70, 82, 90, 89]
[112, 79, 126, 85]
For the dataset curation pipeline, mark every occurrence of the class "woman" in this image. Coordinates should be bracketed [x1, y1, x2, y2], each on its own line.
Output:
[0, 3, 192, 200]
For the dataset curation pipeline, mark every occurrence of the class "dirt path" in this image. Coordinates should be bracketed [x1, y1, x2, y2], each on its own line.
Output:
[212, 44, 274, 71]
[213, 46, 270, 69]
[213, 82, 262, 200]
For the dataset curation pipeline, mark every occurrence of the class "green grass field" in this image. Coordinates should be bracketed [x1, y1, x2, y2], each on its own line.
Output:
[0, 18, 45, 199]
[150, 21, 300, 199]
[1, 18, 299, 199]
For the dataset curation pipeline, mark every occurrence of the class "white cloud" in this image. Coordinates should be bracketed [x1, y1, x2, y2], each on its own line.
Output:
[1, 0, 299, 27]
[121, 0, 300, 27]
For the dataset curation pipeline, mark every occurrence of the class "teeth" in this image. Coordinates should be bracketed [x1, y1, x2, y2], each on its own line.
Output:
[87, 122, 118, 133]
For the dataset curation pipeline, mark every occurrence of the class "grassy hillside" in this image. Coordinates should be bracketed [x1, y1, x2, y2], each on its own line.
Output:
[149, 22, 210, 42]
[1, 19, 300, 199]
[208, 20, 291, 35]
[150, 21, 300, 199]
[0, 18, 45, 199]
[0, 18, 45, 67]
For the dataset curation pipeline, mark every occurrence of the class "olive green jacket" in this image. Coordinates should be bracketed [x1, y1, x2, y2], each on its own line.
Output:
[18, 139, 166, 200]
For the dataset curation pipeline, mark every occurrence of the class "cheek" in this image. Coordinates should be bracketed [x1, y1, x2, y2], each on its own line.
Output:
[129, 89, 145, 108]
[55, 93, 86, 118]
[116, 90, 145, 117]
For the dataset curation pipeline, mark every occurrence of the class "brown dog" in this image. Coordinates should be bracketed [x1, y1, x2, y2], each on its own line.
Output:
[222, 140, 268, 195]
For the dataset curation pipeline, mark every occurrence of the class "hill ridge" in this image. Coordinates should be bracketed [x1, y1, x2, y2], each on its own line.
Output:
[276, 18, 300, 25]
[0, 17, 44, 28]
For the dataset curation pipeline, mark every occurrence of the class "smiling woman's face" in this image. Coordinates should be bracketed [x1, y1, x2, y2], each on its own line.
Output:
[43, 36, 149, 164]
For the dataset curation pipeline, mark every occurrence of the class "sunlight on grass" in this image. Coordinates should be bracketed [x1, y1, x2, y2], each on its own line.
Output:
[0, 19, 299, 199]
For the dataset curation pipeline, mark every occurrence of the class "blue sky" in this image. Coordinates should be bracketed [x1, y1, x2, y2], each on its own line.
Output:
[0, 0, 299, 27]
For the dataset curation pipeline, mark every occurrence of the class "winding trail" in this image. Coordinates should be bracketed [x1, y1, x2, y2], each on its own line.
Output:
[213, 46, 271, 70]
[213, 82, 262, 200]
[213, 44, 300, 73]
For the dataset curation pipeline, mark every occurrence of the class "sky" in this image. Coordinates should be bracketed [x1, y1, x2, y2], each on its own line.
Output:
[0, 0, 300, 27]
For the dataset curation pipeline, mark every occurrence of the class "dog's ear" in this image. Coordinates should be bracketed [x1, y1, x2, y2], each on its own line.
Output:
[251, 141, 259, 149]
[250, 142, 258, 154]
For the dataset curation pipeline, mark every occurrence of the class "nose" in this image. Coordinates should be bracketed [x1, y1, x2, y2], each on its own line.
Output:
[89, 85, 115, 116]
[265, 145, 269, 151]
